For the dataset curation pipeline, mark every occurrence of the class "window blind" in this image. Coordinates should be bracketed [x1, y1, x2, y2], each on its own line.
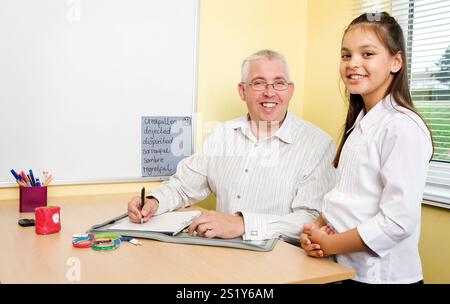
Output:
[353, 0, 450, 207]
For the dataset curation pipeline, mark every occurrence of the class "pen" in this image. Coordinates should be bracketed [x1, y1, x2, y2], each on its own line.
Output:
[42, 171, 49, 184]
[172, 221, 191, 236]
[140, 187, 145, 224]
[29, 169, 36, 187]
[10, 169, 22, 186]
[44, 175, 54, 186]
[10, 169, 20, 180]
[17, 176, 28, 187]
[172, 213, 202, 236]
[20, 171, 30, 186]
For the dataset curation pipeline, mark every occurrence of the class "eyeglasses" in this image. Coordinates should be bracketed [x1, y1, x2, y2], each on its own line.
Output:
[243, 79, 291, 91]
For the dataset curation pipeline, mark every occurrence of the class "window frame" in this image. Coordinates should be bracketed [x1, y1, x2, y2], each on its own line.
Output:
[400, 0, 450, 208]
[423, 162, 450, 209]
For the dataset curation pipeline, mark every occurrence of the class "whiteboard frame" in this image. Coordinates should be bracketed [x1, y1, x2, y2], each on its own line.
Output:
[0, 0, 200, 188]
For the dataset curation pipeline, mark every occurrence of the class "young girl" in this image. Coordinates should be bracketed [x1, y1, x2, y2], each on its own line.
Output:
[300, 12, 433, 284]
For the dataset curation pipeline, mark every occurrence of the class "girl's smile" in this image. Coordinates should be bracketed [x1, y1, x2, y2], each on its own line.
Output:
[346, 72, 368, 84]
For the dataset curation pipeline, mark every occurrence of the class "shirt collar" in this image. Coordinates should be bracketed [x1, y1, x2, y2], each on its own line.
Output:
[347, 94, 395, 134]
[230, 112, 294, 144]
[274, 112, 294, 144]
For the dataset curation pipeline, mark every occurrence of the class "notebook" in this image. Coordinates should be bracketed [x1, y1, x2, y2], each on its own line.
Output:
[108, 210, 201, 236]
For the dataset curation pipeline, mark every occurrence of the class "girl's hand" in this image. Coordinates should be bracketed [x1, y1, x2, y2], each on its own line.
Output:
[300, 223, 326, 257]
[304, 224, 332, 257]
[320, 224, 335, 235]
[300, 229, 324, 257]
[300, 223, 335, 257]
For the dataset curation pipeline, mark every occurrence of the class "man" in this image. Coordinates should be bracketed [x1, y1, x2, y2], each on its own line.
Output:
[128, 50, 335, 243]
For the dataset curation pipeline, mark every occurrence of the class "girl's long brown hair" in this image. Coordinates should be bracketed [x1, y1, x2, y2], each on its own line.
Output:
[333, 12, 433, 168]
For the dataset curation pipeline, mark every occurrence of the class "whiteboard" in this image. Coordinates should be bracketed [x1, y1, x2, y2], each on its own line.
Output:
[0, 0, 199, 187]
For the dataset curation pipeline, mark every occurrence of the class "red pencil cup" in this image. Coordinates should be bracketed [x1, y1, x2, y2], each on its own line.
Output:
[19, 186, 48, 212]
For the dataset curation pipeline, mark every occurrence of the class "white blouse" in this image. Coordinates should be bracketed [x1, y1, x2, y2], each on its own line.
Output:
[323, 95, 433, 283]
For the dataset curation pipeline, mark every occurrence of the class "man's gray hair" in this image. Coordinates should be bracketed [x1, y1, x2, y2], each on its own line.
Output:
[241, 49, 291, 82]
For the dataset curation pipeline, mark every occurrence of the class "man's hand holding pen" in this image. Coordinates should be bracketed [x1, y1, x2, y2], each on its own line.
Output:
[127, 196, 159, 224]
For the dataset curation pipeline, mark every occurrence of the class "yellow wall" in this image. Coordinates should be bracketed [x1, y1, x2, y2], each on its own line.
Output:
[303, 0, 351, 142]
[420, 205, 450, 283]
[196, 0, 307, 142]
[0, 0, 448, 283]
[0, 181, 161, 200]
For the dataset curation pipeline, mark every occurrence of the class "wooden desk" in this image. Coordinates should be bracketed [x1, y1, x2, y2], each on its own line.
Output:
[0, 193, 354, 284]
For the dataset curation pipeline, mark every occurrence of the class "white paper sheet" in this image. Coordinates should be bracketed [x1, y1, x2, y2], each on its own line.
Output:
[108, 211, 202, 235]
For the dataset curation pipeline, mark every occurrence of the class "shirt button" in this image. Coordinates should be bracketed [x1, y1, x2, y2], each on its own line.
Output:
[244, 169, 248, 173]
[237, 195, 241, 199]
